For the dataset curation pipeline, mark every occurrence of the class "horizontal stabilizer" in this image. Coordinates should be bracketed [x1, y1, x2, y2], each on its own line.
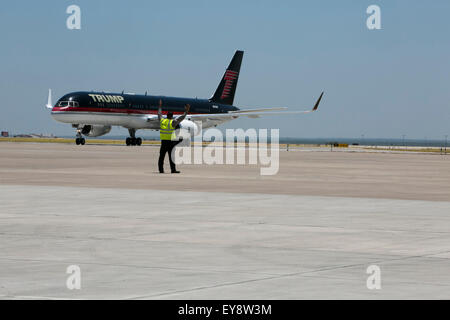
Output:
[45, 89, 53, 109]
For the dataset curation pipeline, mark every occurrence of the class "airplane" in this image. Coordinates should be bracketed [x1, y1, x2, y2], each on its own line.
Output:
[46, 50, 323, 145]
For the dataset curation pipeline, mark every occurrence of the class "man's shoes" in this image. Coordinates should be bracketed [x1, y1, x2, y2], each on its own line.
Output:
[171, 170, 180, 174]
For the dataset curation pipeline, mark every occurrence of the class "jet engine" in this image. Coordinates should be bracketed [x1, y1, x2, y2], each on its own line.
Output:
[81, 125, 112, 137]
[178, 120, 200, 137]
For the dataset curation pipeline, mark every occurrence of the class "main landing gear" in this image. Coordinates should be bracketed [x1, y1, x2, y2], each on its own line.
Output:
[126, 129, 142, 146]
[75, 128, 85, 145]
[75, 137, 85, 145]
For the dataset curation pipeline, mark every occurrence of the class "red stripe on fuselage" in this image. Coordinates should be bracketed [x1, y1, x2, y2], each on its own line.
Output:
[52, 106, 205, 115]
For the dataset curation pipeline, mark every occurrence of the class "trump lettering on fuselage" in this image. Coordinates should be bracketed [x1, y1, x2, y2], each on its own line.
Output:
[88, 94, 124, 104]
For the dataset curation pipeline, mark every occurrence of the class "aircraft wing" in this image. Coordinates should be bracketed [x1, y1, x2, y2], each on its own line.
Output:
[188, 92, 323, 120]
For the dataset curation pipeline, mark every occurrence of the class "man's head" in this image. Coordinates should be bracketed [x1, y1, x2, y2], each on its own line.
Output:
[167, 112, 173, 119]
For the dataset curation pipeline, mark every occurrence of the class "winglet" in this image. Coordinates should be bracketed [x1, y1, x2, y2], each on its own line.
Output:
[312, 92, 324, 111]
[46, 89, 53, 109]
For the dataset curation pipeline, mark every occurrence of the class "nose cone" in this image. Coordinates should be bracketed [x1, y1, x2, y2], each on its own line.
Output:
[50, 107, 58, 120]
[50, 103, 60, 112]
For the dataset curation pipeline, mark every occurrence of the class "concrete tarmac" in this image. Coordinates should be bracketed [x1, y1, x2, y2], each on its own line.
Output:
[0, 142, 449, 299]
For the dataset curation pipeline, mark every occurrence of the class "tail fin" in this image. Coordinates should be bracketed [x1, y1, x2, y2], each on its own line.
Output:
[210, 50, 244, 105]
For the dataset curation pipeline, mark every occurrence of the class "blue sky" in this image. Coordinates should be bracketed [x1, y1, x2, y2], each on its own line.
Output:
[1, 0, 449, 139]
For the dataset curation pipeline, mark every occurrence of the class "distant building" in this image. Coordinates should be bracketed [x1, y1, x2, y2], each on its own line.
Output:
[1, 131, 8, 137]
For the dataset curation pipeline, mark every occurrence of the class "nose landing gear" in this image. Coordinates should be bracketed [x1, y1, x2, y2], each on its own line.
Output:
[126, 129, 142, 146]
[75, 128, 85, 145]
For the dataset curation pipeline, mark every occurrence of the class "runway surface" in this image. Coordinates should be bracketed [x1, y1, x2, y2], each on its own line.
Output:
[0, 142, 449, 299]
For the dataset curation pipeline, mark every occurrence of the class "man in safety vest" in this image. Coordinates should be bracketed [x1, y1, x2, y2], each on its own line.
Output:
[158, 99, 190, 173]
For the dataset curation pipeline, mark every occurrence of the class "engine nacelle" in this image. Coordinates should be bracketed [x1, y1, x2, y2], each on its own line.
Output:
[81, 125, 111, 137]
[178, 120, 200, 137]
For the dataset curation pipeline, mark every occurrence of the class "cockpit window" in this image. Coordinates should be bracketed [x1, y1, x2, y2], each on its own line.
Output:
[58, 101, 79, 107]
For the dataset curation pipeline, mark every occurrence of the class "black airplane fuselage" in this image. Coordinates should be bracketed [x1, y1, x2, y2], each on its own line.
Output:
[53, 91, 239, 116]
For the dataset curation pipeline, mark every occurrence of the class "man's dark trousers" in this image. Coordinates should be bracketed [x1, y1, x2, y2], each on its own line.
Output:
[158, 140, 181, 173]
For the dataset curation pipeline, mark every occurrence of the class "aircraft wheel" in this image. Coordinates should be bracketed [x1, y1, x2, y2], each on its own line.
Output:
[80, 138, 85, 145]
[126, 137, 131, 146]
[136, 137, 142, 146]
[75, 138, 80, 145]
[131, 137, 137, 146]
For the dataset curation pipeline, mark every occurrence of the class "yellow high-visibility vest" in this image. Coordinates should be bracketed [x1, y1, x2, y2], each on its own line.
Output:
[160, 118, 175, 140]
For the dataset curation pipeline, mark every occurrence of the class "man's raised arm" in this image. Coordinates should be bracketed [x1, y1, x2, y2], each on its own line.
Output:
[158, 99, 163, 121]
[172, 104, 190, 127]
